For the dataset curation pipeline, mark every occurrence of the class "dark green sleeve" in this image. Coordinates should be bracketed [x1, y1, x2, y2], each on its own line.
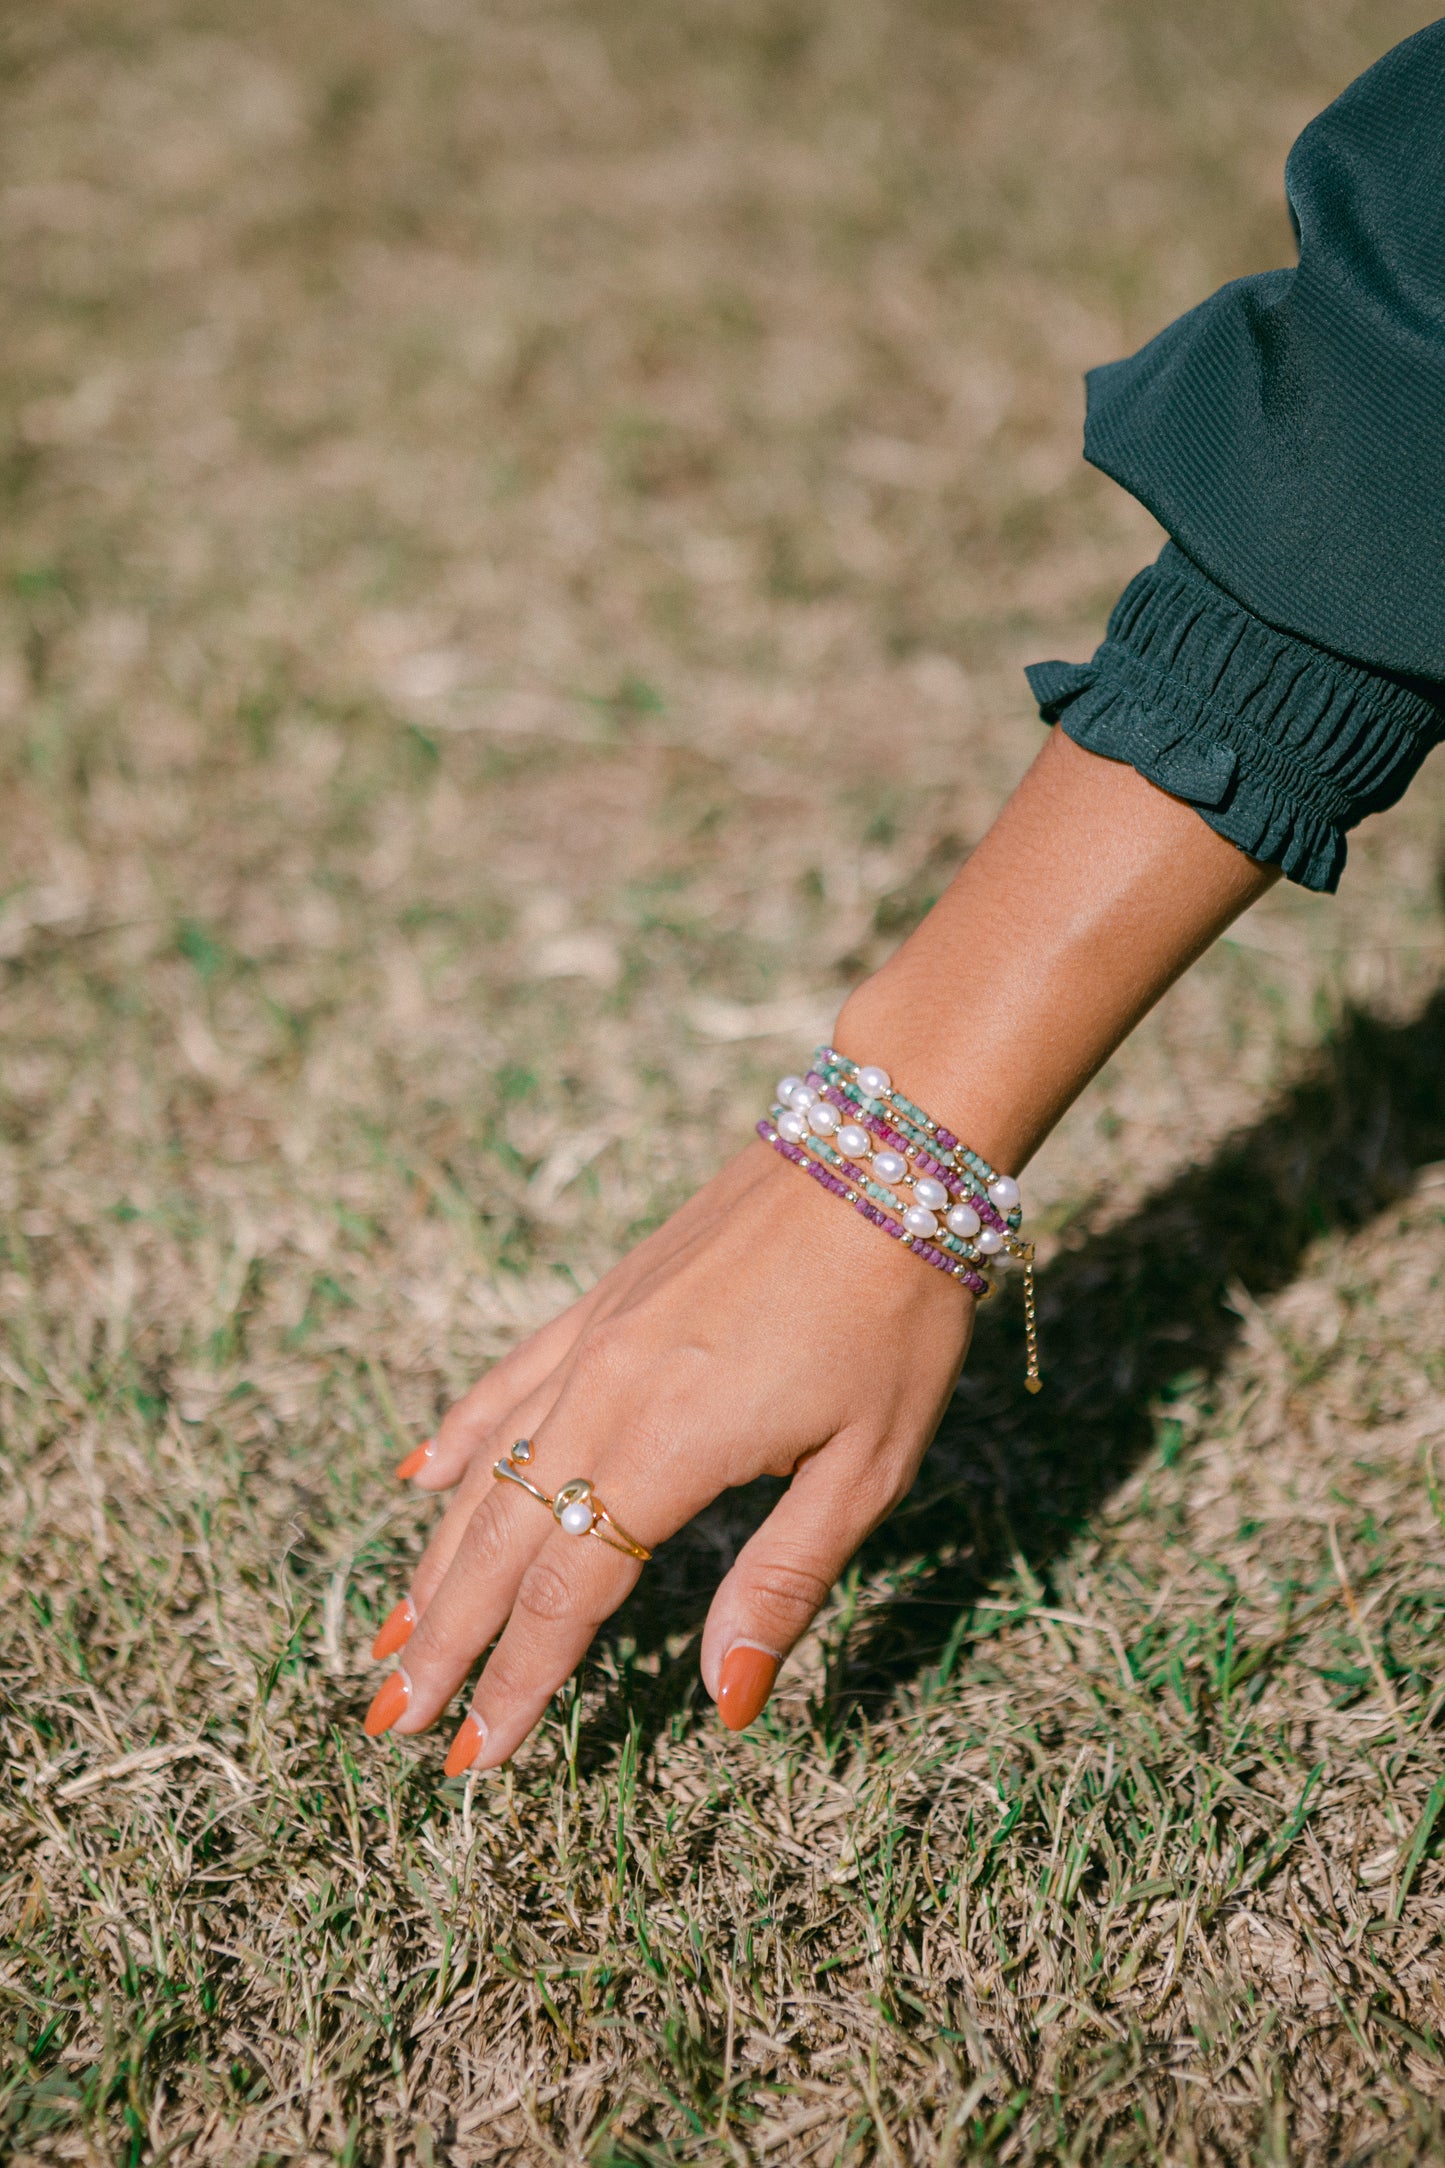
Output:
[1028, 19, 1445, 890]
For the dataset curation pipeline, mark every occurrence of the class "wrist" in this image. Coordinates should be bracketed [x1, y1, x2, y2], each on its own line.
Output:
[775, 1035, 1038, 1385]
[834, 728, 1279, 1172]
[833, 967, 1035, 1176]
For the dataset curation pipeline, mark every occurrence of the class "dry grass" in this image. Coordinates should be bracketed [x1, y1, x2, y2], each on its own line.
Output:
[4, 0, 1445, 2160]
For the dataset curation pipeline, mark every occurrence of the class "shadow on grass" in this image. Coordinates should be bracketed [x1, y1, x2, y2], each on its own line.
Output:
[595, 985, 1445, 1765]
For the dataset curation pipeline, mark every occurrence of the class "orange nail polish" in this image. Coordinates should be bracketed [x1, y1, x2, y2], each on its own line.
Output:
[717, 1644, 780, 1733]
[395, 1438, 436, 1481]
[443, 1712, 486, 1777]
[371, 1597, 416, 1661]
[364, 1668, 411, 1737]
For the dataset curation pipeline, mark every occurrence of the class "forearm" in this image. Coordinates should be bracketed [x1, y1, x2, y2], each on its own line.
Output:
[836, 729, 1279, 1173]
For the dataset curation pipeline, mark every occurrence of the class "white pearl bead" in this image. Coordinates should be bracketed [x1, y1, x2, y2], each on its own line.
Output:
[976, 1226, 1004, 1255]
[872, 1149, 908, 1185]
[903, 1204, 939, 1238]
[559, 1499, 595, 1536]
[988, 1175, 1020, 1212]
[776, 1109, 809, 1143]
[807, 1101, 841, 1135]
[946, 1202, 981, 1238]
[776, 1075, 804, 1106]
[856, 1064, 891, 1098]
[788, 1084, 817, 1110]
[912, 1176, 948, 1211]
[836, 1124, 872, 1159]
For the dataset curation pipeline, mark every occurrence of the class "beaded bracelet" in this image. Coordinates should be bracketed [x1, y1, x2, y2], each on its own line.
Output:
[765, 1113, 994, 1279]
[765, 1106, 992, 1264]
[760, 1048, 1041, 1391]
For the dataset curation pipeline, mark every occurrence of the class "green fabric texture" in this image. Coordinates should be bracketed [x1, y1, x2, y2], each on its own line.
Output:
[1029, 545, 1445, 892]
[1030, 19, 1445, 888]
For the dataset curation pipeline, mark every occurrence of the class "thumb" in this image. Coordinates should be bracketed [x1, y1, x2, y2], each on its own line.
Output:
[700, 1435, 898, 1732]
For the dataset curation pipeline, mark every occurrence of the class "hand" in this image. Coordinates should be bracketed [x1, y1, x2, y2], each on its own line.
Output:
[359, 729, 1279, 1769]
[362, 1138, 974, 1768]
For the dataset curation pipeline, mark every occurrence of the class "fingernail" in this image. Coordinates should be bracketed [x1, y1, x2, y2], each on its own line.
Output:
[443, 1710, 486, 1777]
[364, 1668, 412, 1737]
[395, 1438, 436, 1481]
[371, 1596, 416, 1661]
[717, 1643, 780, 1733]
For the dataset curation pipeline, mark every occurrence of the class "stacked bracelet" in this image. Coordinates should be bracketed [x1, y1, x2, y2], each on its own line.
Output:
[759, 1047, 1041, 1391]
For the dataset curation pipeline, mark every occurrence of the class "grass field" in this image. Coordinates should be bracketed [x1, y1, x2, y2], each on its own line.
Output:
[4, 1, 1445, 2160]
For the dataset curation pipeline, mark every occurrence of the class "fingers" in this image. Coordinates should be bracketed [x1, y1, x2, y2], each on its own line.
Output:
[372, 1377, 553, 1669]
[379, 1446, 657, 1750]
[365, 1469, 548, 1737]
[700, 1431, 911, 1731]
[368, 1375, 561, 1666]
[369, 1366, 720, 1758]
[439, 1529, 643, 1771]
[368, 1409, 908, 1761]
[371, 1398, 918, 1762]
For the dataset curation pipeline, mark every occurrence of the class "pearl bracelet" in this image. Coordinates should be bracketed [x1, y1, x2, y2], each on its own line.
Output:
[768, 1110, 990, 1268]
[763, 1049, 1041, 1391]
[756, 1118, 991, 1299]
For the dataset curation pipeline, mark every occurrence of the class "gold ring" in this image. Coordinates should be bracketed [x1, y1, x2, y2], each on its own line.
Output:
[493, 1441, 651, 1561]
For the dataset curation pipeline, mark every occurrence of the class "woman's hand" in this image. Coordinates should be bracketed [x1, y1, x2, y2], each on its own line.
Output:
[360, 729, 1281, 1769]
[363, 1138, 974, 1767]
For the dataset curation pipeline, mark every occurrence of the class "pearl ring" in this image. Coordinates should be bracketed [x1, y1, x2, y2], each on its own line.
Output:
[493, 1440, 652, 1562]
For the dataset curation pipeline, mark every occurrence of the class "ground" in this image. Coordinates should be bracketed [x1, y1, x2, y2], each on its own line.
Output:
[3, 1, 1445, 2161]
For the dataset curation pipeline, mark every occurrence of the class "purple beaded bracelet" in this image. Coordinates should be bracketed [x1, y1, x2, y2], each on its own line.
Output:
[809, 1079, 1009, 1229]
[757, 1119, 991, 1298]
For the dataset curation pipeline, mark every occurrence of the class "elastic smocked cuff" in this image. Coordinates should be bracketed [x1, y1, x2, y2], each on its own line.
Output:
[1026, 544, 1445, 892]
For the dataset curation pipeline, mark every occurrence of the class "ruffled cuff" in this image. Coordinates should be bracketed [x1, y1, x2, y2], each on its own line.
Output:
[1026, 544, 1445, 892]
